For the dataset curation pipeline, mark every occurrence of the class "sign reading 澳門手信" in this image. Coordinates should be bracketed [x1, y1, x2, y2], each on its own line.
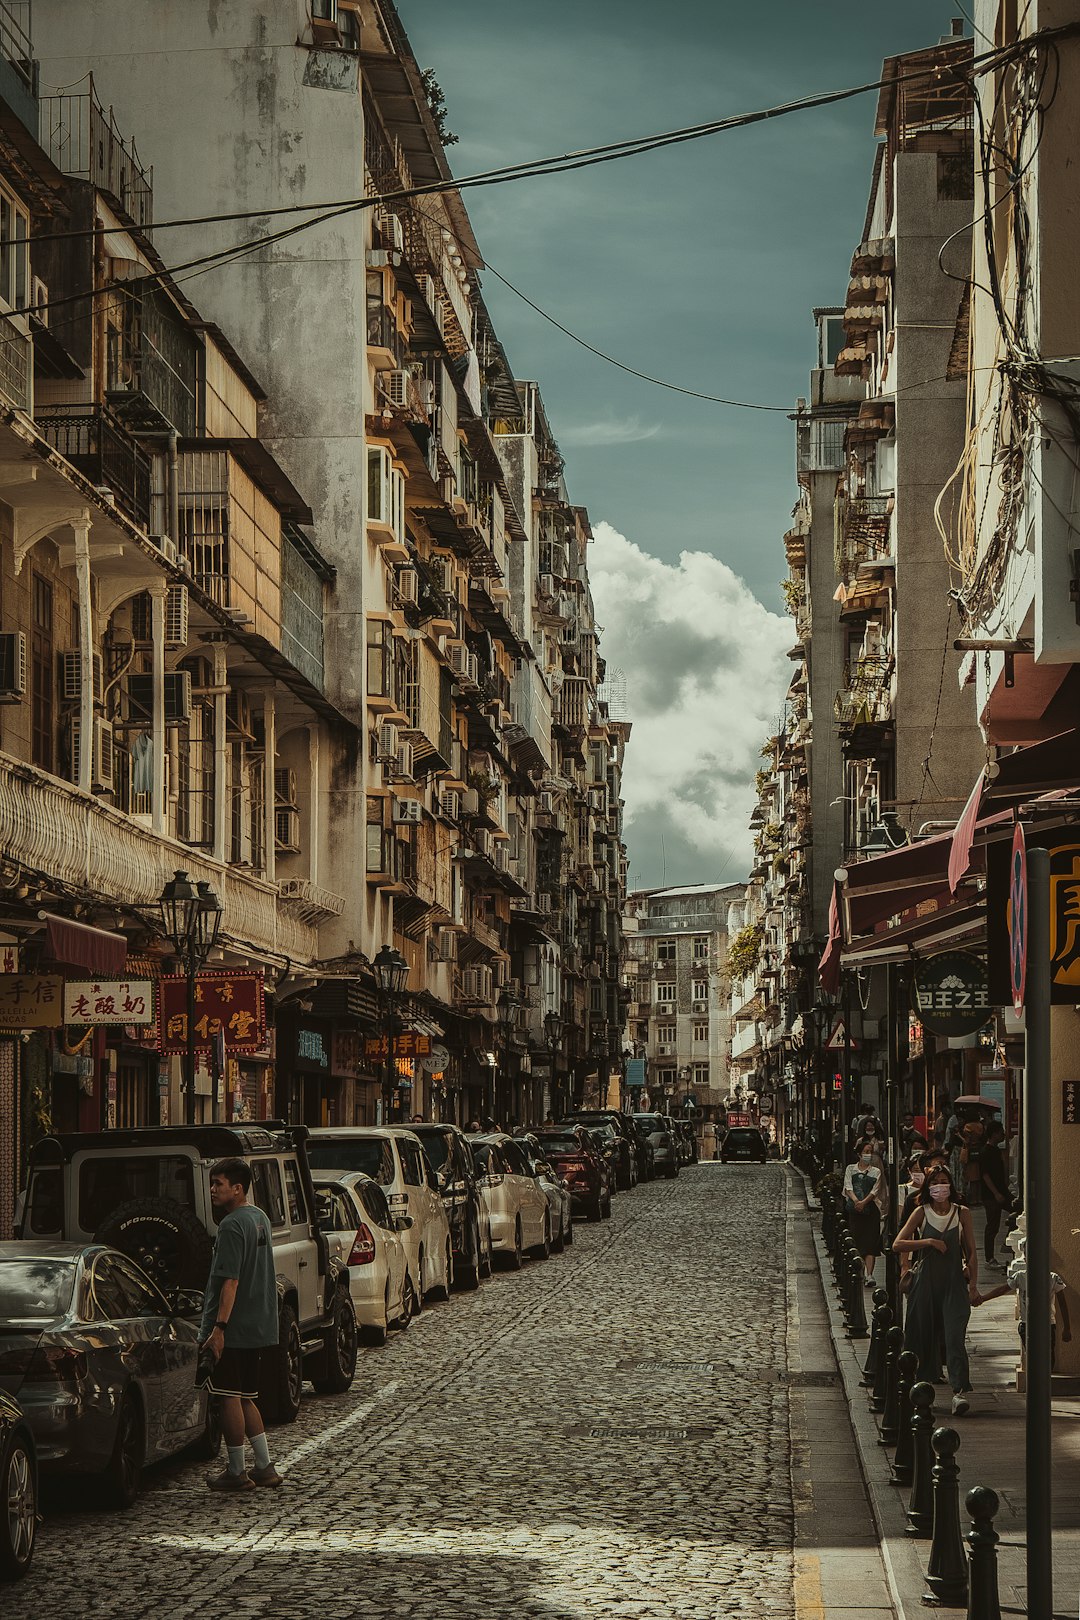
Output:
[911, 950, 990, 1037]
[63, 980, 155, 1025]
[0, 975, 64, 1028]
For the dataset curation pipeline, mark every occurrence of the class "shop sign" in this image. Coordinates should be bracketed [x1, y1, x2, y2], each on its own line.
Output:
[0, 943, 21, 973]
[1063, 1082, 1080, 1126]
[364, 1031, 432, 1059]
[295, 1027, 329, 1070]
[0, 975, 63, 1028]
[726, 1111, 752, 1127]
[63, 979, 155, 1025]
[989, 835, 1080, 1004]
[911, 951, 990, 1037]
[332, 1028, 361, 1077]
[159, 970, 266, 1052]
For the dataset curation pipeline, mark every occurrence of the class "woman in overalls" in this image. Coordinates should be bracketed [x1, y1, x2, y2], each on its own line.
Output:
[894, 1163, 979, 1416]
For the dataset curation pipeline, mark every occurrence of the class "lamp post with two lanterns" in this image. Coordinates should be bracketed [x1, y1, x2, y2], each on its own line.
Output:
[372, 943, 409, 1124]
[496, 986, 519, 1126]
[157, 869, 224, 1125]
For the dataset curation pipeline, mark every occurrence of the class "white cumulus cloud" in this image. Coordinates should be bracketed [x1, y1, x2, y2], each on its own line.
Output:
[560, 415, 663, 448]
[589, 521, 791, 889]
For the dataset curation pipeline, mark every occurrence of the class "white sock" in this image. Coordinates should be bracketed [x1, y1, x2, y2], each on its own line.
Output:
[250, 1431, 271, 1470]
[227, 1443, 247, 1476]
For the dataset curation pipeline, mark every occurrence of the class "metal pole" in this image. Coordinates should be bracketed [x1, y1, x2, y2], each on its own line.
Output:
[843, 972, 853, 1159]
[1025, 845, 1052, 1620]
[884, 963, 900, 1311]
[185, 961, 196, 1125]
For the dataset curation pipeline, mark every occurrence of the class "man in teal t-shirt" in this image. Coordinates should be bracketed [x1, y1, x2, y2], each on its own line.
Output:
[199, 1158, 282, 1492]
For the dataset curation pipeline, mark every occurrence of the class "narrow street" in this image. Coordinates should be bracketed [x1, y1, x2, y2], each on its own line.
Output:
[6, 1167, 853, 1620]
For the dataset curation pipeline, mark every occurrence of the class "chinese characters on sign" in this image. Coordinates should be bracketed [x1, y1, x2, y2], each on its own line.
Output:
[0, 944, 21, 974]
[989, 836, 1080, 1004]
[296, 1028, 328, 1068]
[363, 1031, 432, 1059]
[0, 975, 63, 1029]
[911, 951, 990, 1038]
[1063, 1082, 1080, 1126]
[63, 980, 155, 1025]
[159, 971, 266, 1053]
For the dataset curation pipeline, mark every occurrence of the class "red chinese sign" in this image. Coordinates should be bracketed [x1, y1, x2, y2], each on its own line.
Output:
[159, 971, 266, 1053]
[363, 1031, 432, 1060]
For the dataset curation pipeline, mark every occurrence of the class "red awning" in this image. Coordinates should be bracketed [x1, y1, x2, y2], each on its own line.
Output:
[42, 914, 128, 976]
[985, 728, 1080, 801]
[818, 884, 842, 996]
[948, 772, 985, 895]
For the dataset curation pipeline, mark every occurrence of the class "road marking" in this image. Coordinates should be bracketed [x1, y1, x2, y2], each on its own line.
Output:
[275, 1379, 400, 1473]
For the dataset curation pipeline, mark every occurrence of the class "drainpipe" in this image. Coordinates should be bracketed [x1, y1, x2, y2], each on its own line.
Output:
[73, 511, 93, 793]
[263, 690, 276, 884]
[307, 723, 320, 887]
[149, 579, 167, 833]
[212, 641, 228, 866]
[167, 429, 180, 556]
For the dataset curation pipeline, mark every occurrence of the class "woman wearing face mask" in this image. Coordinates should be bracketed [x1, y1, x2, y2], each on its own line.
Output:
[843, 1140, 885, 1286]
[894, 1163, 979, 1415]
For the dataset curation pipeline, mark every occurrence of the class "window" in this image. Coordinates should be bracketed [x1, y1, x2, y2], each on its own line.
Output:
[78, 1155, 194, 1234]
[367, 618, 391, 698]
[399, 1140, 423, 1187]
[308, 1136, 395, 1185]
[283, 1160, 306, 1226]
[250, 1160, 287, 1228]
[692, 981, 708, 1003]
[25, 1166, 63, 1235]
[112, 1256, 169, 1317]
[655, 982, 675, 1004]
[655, 1023, 676, 1043]
[657, 1067, 676, 1090]
[692, 939, 709, 961]
[367, 446, 405, 541]
[0, 184, 29, 314]
[691, 1063, 710, 1088]
[656, 939, 676, 961]
[357, 1181, 394, 1230]
[30, 572, 53, 772]
[692, 1021, 709, 1044]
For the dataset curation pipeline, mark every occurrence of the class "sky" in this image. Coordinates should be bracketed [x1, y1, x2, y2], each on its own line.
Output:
[401, 0, 968, 889]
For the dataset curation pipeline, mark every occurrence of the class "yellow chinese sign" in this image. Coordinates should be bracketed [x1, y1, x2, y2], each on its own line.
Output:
[0, 975, 64, 1028]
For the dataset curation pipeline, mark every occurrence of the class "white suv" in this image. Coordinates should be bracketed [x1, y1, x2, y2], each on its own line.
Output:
[307, 1128, 452, 1309]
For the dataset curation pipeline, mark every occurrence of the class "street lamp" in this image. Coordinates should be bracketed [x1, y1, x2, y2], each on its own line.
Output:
[372, 943, 409, 1124]
[496, 986, 519, 1126]
[544, 1010, 563, 1120]
[157, 869, 223, 1124]
[590, 1031, 607, 1110]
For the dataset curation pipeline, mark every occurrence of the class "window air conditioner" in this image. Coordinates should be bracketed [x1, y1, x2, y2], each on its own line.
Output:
[382, 369, 410, 408]
[226, 690, 255, 740]
[71, 716, 115, 792]
[275, 767, 298, 807]
[441, 788, 461, 820]
[0, 632, 27, 702]
[395, 566, 418, 606]
[394, 741, 414, 780]
[377, 722, 398, 761]
[537, 893, 553, 914]
[275, 806, 302, 853]
[163, 585, 189, 650]
[393, 796, 422, 824]
[125, 670, 193, 725]
[59, 651, 103, 705]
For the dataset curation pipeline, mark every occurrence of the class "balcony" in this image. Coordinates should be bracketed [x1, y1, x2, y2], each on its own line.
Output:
[36, 405, 151, 530]
[40, 74, 153, 227]
[0, 2, 35, 136]
[0, 313, 31, 414]
[280, 535, 326, 691]
[0, 754, 318, 962]
[836, 493, 892, 585]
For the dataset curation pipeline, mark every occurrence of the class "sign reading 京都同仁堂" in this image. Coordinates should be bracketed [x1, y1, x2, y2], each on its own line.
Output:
[159, 971, 266, 1052]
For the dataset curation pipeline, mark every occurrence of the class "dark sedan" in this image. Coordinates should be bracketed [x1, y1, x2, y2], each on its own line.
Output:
[565, 1112, 637, 1190]
[534, 1126, 612, 1221]
[0, 1242, 217, 1509]
[720, 1127, 768, 1164]
[0, 1389, 36, 1580]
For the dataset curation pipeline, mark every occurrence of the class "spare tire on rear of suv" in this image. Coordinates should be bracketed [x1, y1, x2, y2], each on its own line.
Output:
[95, 1197, 214, 1292]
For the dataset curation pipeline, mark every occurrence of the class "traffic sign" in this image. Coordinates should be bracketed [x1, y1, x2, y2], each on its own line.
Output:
[825, 1017, 856, 1052]
[1009, 820, 1027, 1015]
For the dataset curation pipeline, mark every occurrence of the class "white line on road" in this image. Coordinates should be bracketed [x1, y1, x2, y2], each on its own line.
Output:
[274, 1379, 400, 1473]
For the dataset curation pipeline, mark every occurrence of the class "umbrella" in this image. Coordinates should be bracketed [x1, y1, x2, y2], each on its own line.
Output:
[952, 1094, 1001, 1110]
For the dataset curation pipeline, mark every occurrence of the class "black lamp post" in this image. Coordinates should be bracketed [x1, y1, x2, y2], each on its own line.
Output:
[544, 1010, 563, 1120]
[158, 868, 223, 1124]
[372, 943, 409, 1124]
[590, 1033, 607, 1110]
[496, 986, 519, 1126]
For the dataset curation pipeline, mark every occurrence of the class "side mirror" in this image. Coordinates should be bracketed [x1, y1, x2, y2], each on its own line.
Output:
[394, 1213, 414, 1231]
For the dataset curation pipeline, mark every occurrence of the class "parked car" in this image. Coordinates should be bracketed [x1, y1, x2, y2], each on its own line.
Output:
[565, 1111, 638, 1190]
[664, 1115, 690, 1167]
[16, 1123, 358, 1426]
[0, 1390, 36, 1580]
[582, 1122, 622, 1195]
[632, 1113, 680, 1180]
[469, 1135, 551, 1265]
[533, 1126, 612, 1221]
[0, 1241, 216, 1511]
[409, 1123, 492, 1290]
[720, 1126, 768, 1164]
[307, 1127, 452, 1310]
[314, 1173, 413, 1344]
[514, 1134, 573, 1250]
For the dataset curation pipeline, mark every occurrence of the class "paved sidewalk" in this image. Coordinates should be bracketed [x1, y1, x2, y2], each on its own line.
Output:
[803, 1179, 1080, 1619]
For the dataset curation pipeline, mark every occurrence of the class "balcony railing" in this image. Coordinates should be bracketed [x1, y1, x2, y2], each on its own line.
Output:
[0, 314, 31, 414]
[836, 492, 892, 584]
[281, 537, 325, 691]
[0, 755, 318, 962]
[40, 74, 152, 226]
[36, 404, 151, 529]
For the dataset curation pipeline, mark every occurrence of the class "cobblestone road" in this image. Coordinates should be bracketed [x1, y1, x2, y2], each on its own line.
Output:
[10, 1164, 799, 1620]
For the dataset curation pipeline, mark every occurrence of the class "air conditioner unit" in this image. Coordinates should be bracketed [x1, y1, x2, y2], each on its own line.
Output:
[163, 584, 189, 649]
[71, 716, 115, 792]
[125, 670, 192, 725]
[0, 632, 27, 702]
[377, 721, 397, 761]
[538, 791, 554, 814]
[365, 249, 401, 270]
[154, 534, 178, 565]
[440, 788, 461, 820]
[537, 892, 553, 914]
[275, 767, 298, 807]
[393, 796, 422, 824]
[494, 844, 510, 873]
[394, 741, 414, 780]
[692, 1001, 708, 1014]
[539, 573, 555, 598]
[59, 651, 103, 705]
[657, 1002, 675, 1015]
[395, 566, 418, 605]
[382, 369, 410, 408]
[448, 642, 468, 676]
[431, 556, 454, 595]
[376, 210, 404, 254]
[30, 276, 48, 325]
[275, 806, 302, 853]
[464, 652, 479, 685]
[436, 928, 456, 963]
[462, 787, 479, 816]
[417, 274, 441, 322]
[226, 690, 255, 740]
[657, 1043, 674, 1057]
[474, 827, 492, 859]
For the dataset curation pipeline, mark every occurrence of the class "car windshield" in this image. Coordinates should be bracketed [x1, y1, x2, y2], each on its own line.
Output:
[0, 1258, 77, 1322]
[538, 1136, 581, 1152]
[413, 1132, 451, 1172]
[590, 1123, 616, 1141]
[727, 1130, 759, 1143]
[308, 1139, 388, 1180]
[635, 1117, 665, 1131]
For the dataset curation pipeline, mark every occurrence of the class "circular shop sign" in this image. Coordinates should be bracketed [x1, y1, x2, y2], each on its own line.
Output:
[1009, 821, 1027, 1015]
[912, 950, 990, 1038]
[420, 1042, 450, 1073]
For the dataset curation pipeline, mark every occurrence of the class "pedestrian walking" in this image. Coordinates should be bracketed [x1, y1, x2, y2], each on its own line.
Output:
[977, 1233, 1072, 1370]
[894, 1163, 978, 1416]
[843, 1141, 885, 1285]
[978, 1121, 1010, 1265]
[199, 1158, 282, 1492]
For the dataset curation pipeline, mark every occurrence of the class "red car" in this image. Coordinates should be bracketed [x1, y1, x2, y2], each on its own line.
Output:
[533, 1127, 612, 1222]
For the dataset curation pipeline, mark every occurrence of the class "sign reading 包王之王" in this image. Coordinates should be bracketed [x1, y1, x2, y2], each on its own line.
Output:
[911, 950, 990, 1038]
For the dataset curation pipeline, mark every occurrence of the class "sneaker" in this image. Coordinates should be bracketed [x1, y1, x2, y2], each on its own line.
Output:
[206, 1467, 255, 1492]
[249, 1463, 283, 1488]
[951, 1394, 970, 1417]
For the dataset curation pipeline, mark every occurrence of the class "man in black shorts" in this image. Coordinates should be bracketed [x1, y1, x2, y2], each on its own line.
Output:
[199, 1157, 282, 1491]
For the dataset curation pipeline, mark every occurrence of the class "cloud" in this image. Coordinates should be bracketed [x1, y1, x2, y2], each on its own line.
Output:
[560, 415, 663, 448]
[589, 522, 790, 889]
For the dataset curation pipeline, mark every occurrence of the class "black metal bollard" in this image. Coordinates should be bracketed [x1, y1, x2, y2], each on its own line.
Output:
[890, 1350, 918, 1486]
[870, 1305, 893, 1409]
[879, 1325, 905, 1444]
[925, 1426, 968, 1606]
[965, 1486, 1001, 1620]
[905, 1380, 936, 1536]
[847, 1251, 868, 1339]
[840, 1237, 856, 1316]
[861, 1289, 890, 1385]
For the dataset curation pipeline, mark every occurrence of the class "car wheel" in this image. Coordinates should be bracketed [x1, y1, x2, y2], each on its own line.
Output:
[101, 1390, 143, 1510]
[360, 1284, 390, 1347]
[261, 1303, 302, 1425]
[312, 1288, 358, 1394]
[480, 1225, 494, 1278]
[0, 1428, 35, 1579]
[414, 1249, 426, 1313]
[428, 1241, 454, 1303]
[602, 1192, 612, 1220]
[193, 1394, 223, 1461]
[501, 1219, 524, 1270]
[586, 1195, 602, 1223]
[564, 1212, 574, 1246]
[552, 1212, 565, 1253]
[533, 1216, 551, 1261]
[398, 1271, 419, 1325]
[455, 1221, 482, 1292]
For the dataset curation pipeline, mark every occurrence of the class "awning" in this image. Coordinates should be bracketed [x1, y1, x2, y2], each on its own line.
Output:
[41, 914, 128, 976]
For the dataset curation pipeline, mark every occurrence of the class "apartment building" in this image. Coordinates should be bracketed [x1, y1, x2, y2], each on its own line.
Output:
[624, 884, 742, 1129]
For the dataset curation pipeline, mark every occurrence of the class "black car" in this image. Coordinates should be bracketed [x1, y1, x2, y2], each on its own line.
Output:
[0, 1241, 218, 1510]
[0, 1389, 36, 1580]
[533, 1126, 612, 1221]
[720, 1127, 768, 1164]
[565, 1111, 638, 1190]
[410, 1123, 491, 1289]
